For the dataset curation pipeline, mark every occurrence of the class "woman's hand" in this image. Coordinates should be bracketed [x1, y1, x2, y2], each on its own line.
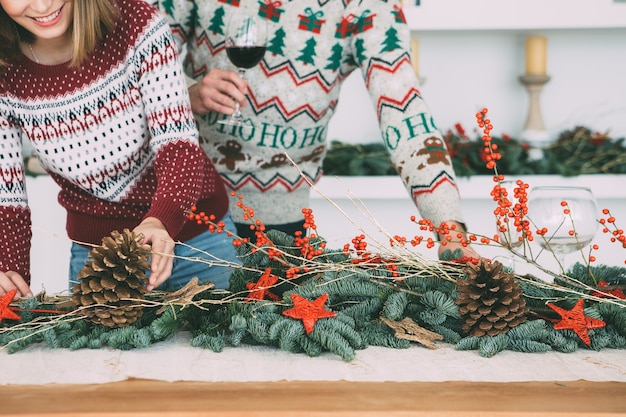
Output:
[0, 271, 32, 299]
[188, 68, 247, 115]
[133, 217, 175, 291]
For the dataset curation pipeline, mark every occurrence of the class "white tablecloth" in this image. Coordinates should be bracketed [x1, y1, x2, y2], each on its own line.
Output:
[1, 332, 624, 385]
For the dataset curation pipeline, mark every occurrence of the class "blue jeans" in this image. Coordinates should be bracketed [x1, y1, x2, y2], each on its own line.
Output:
[69, 215, 241, 291]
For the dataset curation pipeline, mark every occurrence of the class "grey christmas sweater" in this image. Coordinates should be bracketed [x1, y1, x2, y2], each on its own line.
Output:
[154, 0, 465, 228]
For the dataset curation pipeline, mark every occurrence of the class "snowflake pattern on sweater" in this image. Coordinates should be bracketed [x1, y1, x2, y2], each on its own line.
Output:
[0, 0, 228, 282]
[154, 0, 464, 227]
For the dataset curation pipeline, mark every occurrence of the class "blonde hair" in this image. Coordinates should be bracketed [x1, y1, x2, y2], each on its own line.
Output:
[0, 0, 120, 69]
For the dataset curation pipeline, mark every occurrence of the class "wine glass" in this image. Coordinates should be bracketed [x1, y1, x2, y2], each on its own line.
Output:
[218, 14, 267, 127]
[527, 186, 599, 269]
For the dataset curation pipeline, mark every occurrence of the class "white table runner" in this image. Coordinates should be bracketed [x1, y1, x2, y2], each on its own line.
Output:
[1, 332, 624, 385]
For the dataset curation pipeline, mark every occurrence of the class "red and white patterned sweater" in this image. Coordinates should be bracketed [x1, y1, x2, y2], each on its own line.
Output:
[0, 0, 228, 283]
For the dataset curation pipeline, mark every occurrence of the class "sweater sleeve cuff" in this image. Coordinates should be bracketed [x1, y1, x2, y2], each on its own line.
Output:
[144, 199, 189, 239]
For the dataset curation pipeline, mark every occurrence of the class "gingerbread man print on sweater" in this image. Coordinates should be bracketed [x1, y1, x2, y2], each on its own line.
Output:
[259, 145, 325, 169]
[260, 153, 290, 169]
[414, 137, 451, 169]
[297, 145, 326, 164]
[215, 140, 247, 171]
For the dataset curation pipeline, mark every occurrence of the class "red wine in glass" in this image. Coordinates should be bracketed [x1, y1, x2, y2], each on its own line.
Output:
[226, 46, 266, 69]
[219, 15, 267, 127]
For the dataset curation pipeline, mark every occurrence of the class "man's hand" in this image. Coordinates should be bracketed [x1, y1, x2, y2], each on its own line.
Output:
[0, 271, 32, 299]
[189, 68, 247, 115]
[133, 217, 175, 291]
[437, 221, 481, 261]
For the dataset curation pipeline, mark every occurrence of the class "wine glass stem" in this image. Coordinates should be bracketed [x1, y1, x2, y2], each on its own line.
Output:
[557, 254, 568, 273]
[232, 68, 246, 123]
[232, 102, 242, 121]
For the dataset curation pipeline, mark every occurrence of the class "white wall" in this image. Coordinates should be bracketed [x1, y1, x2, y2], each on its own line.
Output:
[328, 28, 626, 144]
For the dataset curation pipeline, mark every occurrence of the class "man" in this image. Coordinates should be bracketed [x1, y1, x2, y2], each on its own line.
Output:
[152, 0, 477, 258]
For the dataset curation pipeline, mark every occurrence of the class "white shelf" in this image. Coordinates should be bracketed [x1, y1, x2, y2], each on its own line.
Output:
[404, 0, 626, 31]
[311, 175, 626, 201]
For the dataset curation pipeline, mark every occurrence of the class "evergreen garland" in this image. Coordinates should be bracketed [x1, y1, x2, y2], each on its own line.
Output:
[322, 126, 626, 177]
[2, 230, 625, 361]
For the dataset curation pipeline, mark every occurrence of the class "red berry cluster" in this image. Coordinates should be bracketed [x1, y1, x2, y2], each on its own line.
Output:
[295, 208, 326, 261]
[491, 177, 533, 246]
[285, 208, 328, 279]
[410, 218, 475, 250]
[342, 234, 400, 278]
[599, 208, 626, 264]
[475, 108, 501, 171]
[343, 234, 367, 258]
[188, 206, 229, 235]
[477, 108, 537, 250]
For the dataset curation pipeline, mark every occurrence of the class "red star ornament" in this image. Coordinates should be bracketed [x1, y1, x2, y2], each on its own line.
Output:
[246, 268, 281, 301]
[590, 281, 626, 300]
[547, 298, 606, 346]
[0, 289, 22, 324]
[282, 293, 337, 334]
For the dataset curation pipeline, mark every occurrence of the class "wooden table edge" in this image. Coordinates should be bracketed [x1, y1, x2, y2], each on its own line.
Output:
[1, 379, 625, 416]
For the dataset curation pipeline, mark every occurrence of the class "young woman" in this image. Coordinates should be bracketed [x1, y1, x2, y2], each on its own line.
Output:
[0, 0, 239, 298]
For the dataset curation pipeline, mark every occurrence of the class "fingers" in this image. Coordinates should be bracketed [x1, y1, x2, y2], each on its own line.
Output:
[146, 239, 175, 291]
[436, 220, 481, 260]
[189, 69, 248, 115]
[133, 218, 175, 291]
[464, 245, 481, 258]
[213, 68, 247, 92]
[0, 271, 33, 299]
[438, 241, 481, 261]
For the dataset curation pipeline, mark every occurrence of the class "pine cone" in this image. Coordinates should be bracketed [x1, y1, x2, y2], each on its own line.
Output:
[71, 229, 151, 328]
[456, 259, 528, 337]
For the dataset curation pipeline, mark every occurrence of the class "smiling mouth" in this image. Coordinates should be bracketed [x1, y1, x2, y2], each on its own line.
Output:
[30, 5, 64, 24]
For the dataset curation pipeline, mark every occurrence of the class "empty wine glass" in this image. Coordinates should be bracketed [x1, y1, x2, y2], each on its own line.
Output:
[527, 186, 599, 269]
[218, 13, 267, 127]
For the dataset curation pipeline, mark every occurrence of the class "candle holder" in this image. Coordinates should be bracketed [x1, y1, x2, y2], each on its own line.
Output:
[519, 74, 551, 160]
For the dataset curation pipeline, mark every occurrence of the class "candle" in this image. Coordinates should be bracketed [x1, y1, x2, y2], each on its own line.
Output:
[525, 36, 547, 76]
[411, 39, 419, 75]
